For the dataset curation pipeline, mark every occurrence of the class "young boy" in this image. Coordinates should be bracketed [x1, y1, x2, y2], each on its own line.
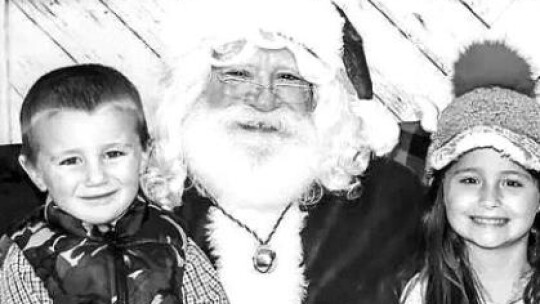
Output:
[0, 64, 228, 303]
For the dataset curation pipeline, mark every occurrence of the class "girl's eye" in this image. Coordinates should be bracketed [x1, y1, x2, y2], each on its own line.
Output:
[105, 150, 126, 159]
[458, 176, 479, 185]
[503, 179, 523, 188]
[59, 157, 81, 166]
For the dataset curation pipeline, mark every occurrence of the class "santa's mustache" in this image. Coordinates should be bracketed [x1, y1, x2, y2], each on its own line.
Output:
[181, 104, 319, 209]
[206, 106, 311, 140]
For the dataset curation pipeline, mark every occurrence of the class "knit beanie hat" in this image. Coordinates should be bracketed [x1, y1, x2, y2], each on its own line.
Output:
[425, 41, 540, 180]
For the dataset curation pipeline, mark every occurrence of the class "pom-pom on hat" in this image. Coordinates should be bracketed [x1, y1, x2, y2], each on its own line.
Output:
[425, 41, 540, 179]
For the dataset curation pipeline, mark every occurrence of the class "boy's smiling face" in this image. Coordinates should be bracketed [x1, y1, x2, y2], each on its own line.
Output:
[21, 103, 148, 225]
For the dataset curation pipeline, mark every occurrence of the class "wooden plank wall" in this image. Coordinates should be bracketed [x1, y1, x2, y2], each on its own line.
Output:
[347, 0, 540, 126]
[1, 0, 9, 143]
[4, 0, 174, 144]
[2, 0, 540, 144]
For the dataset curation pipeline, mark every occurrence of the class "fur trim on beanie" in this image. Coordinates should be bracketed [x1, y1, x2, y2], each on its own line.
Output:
[425, 41, 540, 180]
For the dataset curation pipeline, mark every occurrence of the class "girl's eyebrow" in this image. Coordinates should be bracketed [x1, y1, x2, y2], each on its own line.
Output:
[448, 167, 534, 182]
[499, 170, 534, 181]
[447, 167, 478, 177]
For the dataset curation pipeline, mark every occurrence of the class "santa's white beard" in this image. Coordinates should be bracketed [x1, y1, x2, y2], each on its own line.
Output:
[181, 104, 320, 213]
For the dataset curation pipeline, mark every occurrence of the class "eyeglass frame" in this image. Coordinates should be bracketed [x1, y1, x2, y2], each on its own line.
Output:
[211, 69, 316, 112]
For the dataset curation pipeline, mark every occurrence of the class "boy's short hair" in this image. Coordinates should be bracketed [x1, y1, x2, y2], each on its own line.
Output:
[20, 64, 150, 164]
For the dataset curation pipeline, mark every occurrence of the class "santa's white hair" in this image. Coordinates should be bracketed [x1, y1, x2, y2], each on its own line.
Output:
[143, 0, 400, 208]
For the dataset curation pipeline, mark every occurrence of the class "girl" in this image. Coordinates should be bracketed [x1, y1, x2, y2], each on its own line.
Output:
[401, 41, 540, 304]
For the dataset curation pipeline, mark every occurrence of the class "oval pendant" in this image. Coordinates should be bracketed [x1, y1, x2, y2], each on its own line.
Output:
[253, 245, 276, 273]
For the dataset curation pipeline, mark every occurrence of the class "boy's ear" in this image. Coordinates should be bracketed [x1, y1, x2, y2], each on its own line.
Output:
[18, 155, 47, 192]
[139, 149, 149, 175]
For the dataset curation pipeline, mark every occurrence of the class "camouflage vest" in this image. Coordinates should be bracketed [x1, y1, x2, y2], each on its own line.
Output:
[4, 198, 186, 304]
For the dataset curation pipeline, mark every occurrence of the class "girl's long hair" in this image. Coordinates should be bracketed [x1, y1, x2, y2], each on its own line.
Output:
[423, 170, 482, 304]
[523, 170, 540, 304]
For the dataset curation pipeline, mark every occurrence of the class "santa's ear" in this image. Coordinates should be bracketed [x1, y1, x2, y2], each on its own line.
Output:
[18, 155, 47, 192]
[334, 4, 373, 99]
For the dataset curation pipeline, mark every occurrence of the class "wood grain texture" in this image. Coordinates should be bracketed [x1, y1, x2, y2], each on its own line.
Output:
[349, 0, 452, 122]
[1, 0, 539, 143]
[461, 0, 517, 26]
[99, 0, 178, 57]
[6, 0, 167, 143]
[1, 0, 9, 143]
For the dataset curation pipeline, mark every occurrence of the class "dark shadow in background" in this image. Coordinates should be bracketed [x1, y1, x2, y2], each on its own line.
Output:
[0, 144, 44, 235]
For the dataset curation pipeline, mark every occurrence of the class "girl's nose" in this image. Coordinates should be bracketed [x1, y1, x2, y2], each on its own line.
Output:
[479, 183, 501, 208]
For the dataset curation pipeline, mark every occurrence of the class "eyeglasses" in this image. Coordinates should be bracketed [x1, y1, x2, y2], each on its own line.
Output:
[213, 70, 315, 110]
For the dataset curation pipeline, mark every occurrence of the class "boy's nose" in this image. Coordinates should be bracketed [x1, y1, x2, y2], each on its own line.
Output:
[85, 161, 107, 185]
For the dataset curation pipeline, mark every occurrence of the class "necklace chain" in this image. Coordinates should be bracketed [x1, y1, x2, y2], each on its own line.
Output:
[209, 200, 295, 246]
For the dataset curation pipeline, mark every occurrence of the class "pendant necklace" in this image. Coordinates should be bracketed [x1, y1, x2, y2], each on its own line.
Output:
[210, 200, 295, 274]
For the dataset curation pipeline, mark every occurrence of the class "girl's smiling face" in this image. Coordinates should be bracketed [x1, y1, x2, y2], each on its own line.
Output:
[444, 148, 540, 251]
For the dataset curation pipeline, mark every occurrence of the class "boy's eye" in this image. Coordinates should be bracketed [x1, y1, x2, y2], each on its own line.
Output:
[59, 157, 81, 166]
[105, 150, 126, 159]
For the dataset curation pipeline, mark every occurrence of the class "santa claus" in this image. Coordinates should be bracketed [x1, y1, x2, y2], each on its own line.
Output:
[144, 0, 425, 303]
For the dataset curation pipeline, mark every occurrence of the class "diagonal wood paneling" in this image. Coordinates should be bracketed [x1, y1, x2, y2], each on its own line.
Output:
[1, 0, 9, 143]
[350, 0, 540, 128]
[7, 1, 77, 142]
[359, 0, 490, 123]
[11, 0, 161, 63]
[7, 0, 167, 143]
[346, 0, 456, 123]
[99, 0, 178, 57]
[2, 0, 540, 143]
[462, 0, 517, 26]
[368, 0, 488, 74]
[488, 0, 540, 81]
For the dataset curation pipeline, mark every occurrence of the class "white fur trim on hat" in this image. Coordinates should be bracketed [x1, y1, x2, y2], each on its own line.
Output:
[161, 0, 345, 72]
[428, 125, 540, 174]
